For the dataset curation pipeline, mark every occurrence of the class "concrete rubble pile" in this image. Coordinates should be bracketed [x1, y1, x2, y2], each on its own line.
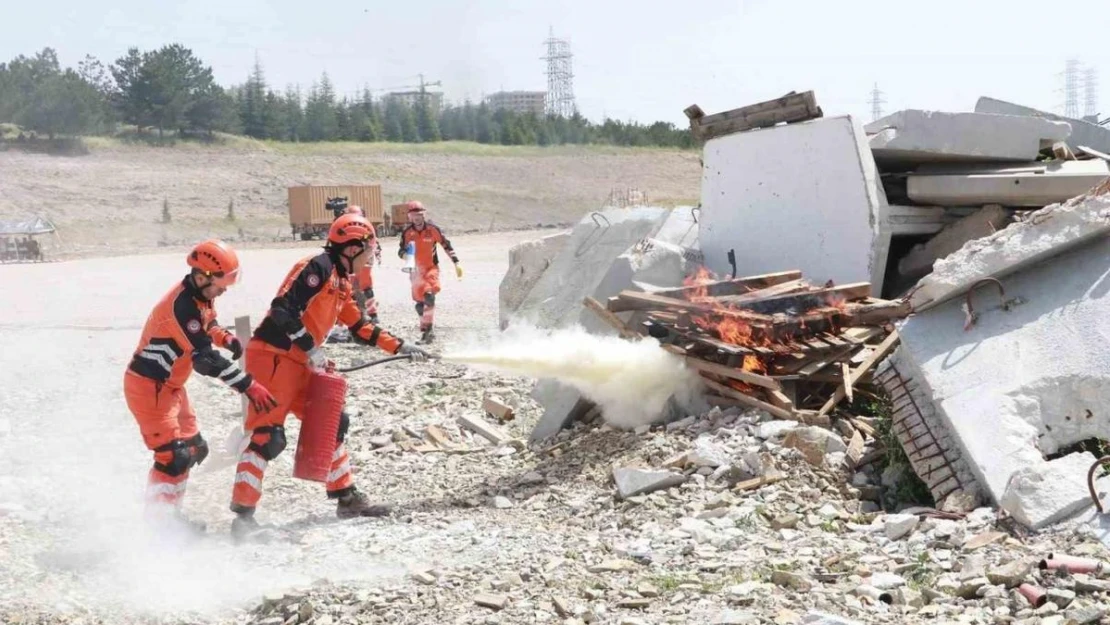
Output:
[498, 91, 1110, 538]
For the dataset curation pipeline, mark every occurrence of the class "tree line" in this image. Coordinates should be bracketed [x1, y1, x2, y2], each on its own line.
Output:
[0, 45, 694, 148]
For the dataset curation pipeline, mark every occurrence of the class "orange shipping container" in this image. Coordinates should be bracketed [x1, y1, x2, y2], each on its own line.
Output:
[288, 185, 384, 240]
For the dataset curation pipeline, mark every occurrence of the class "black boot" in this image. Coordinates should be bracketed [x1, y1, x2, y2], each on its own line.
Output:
[336, 489, 391, 518]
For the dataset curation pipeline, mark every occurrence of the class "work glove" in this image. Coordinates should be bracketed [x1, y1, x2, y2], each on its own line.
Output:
[455, 263, 463, 279]
[306, 347, 335, 373]
[223, 335, 244, 360]
[244, 381, 278, 413]
[398, 343, 432, 363]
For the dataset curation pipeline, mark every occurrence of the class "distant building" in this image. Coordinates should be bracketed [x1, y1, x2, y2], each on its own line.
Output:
[485, 91, 547, 116]
[383, 90, 444, 112]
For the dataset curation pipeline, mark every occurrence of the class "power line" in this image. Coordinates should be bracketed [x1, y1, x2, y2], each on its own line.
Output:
[868, 83, 886, 121]
[542, 27, 576, 118]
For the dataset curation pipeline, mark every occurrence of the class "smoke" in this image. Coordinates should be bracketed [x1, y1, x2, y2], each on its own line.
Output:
[442, 324, 704, 429]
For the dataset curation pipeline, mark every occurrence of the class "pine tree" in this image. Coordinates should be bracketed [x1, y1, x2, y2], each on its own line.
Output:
[415, 97, 440, 142]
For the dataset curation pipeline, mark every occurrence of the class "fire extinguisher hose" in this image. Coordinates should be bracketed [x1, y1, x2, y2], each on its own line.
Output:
[335, 354, 421, 373]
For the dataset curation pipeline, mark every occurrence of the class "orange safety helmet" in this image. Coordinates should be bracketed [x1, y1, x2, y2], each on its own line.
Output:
[405, 200, 426, 214]
[345, 205, 364, 216]
[328, 214, 375, 246]
[187, 239, 241, 287]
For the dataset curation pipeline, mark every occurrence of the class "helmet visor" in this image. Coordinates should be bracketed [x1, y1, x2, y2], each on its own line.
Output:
[208, 266, 241, 288]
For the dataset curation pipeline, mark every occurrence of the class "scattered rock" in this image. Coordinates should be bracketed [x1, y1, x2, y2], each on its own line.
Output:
[474, 594, 508, 611]
[588, 559, 636, 573]
[883, 514, 919, 540]
[412, 571, 437, 585]
[962, 531, 1006, 551]
[552, 596, 572, 618]
[688, 438, 731, 468]
[1046, 588, 1076, 609]
[714, 610, 760, 625]
[987, 559, 1031, 588]
[1066, 603, 1107, 624]
[612, 467, 686, 499]
[783, 427, 846, 466]
[868, 572, 906, 590]
[890, 587, 923, 608]
[771, 570, 813, 592]
[493, 496, 514, 509]
[801, 612, 862, 625]
[636, 583, 660, 598]
[771, 513, 799, 530]
[1073, 574, 1110, 593]
[616, 598, 651, 609]
[522, 471, 545, 485]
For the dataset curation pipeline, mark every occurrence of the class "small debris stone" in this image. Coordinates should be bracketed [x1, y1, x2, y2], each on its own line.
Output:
[412, 571, 437, 585]
[552, 596, 572, 618]
[1066, 604, 1107, 624]
[771, 513, 799, 530]
[636, 583, 660, 598]
[883, 513, 919, 540]
[474, 593, 509, 611]
[714, 610, 760, 624]
[987, 559, 1031, 588]
[493, 496, 514, 509]
[617, 598, 651, 609]
[1046, 588, 1076, 608]
[612, 467, 685, 499]
[963, 531, 1006, 551]
[588, 559, 635, 573]
[771, 570, 813, 591]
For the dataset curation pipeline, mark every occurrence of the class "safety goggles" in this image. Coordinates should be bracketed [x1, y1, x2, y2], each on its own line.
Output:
[205, 267, 241, 288]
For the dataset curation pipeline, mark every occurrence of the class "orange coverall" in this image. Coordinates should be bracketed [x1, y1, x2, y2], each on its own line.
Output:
[125, 278, 253, 507]
[230, 252, 403, 514]
[398, 222, 458, 331]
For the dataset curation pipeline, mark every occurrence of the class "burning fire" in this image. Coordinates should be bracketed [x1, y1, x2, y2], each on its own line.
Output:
[682, 266, 772, 373]
[682, 266, 718, 302]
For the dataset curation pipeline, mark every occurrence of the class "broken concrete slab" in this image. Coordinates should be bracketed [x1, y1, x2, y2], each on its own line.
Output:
[893, 195, 1110, 527]
[512, 207, 670, 330]
[909, 183, 1110, 311]
[906, 159, 1110, 207]
[498, 231, 571, 330]
[613, 467, 686, 499]
[886, 205, 956, 236]
[866, 109, 1070, 165]
[1001, 452, 1109, 530]
[698, 115, 891, 295]
[976, 96, 1110, 156]
[897, 205, 1013, 279]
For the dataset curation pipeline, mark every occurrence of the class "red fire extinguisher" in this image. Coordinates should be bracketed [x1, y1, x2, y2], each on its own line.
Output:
[293, 369, 348, 482]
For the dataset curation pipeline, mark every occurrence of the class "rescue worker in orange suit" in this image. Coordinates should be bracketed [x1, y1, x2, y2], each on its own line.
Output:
[124, 239, 278, 532]
[345, 205, 382, 323]
[397, 201, 461, 344]
[229, 213, 430, 537]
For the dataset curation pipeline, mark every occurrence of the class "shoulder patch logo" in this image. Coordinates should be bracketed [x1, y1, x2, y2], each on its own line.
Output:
[307, 274, 321, 288]
[186, 319, 202, 334]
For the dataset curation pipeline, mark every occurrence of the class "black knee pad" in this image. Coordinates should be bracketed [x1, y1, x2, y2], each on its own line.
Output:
[336, 410, 351, 443]
[364, 287, 375, 300]
[185, 433, 209, 467]
[415, 302, 425, 316]
[248, 425, 287, 460]
[153, 439, 192, 477]
[423, 292, 435, 307]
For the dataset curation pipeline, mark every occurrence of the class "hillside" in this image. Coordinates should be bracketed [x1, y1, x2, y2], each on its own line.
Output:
[0, 140, 702, 258]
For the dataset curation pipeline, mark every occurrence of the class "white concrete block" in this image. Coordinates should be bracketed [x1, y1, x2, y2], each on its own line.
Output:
[512, 207, 670, 330]
[906, 159, 1110, 207]
[976, 96, 1110, 156]
[1001, 452, 1109, 529]
[497, 231, 571, 330]
[909, 187, 1110, 311]
[896, 228, 1110, 528]
[866, 110, 1070, 165]
[897, 205, 1012, 278]
[698, 115, 890, 295]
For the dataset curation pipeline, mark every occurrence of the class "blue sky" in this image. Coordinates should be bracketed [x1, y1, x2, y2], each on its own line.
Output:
[4, 0, 1108, 125]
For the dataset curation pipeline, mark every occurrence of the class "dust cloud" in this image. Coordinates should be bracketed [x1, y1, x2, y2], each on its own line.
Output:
[442, 324, 704, 429]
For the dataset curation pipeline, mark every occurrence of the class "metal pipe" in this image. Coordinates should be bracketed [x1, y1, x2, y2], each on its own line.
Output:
[1088, 455, 1110, 514]
[1016, 583, 1047, 608]
[335, 354, 417, 373]
[1039, 553, 1107, 575]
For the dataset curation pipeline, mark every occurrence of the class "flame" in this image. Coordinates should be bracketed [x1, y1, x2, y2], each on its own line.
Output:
[825, 292, 849, 310]
[682, 266, 719, 302]
[742, 354, 767, 374]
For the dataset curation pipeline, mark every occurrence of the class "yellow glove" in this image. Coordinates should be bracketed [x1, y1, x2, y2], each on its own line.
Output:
[455, 264, 463, 279]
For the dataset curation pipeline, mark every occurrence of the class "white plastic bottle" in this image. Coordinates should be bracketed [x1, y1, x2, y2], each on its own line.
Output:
[402, 241, 416, 274]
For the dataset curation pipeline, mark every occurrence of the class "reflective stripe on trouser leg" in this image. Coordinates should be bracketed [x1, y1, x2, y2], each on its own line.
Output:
[146, 467, 188, 507]
[326, 443, 353, 494]
[231, 448, 269, 510]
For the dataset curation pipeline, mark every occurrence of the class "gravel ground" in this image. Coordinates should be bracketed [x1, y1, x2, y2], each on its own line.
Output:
[2, 231, 1110, 625]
